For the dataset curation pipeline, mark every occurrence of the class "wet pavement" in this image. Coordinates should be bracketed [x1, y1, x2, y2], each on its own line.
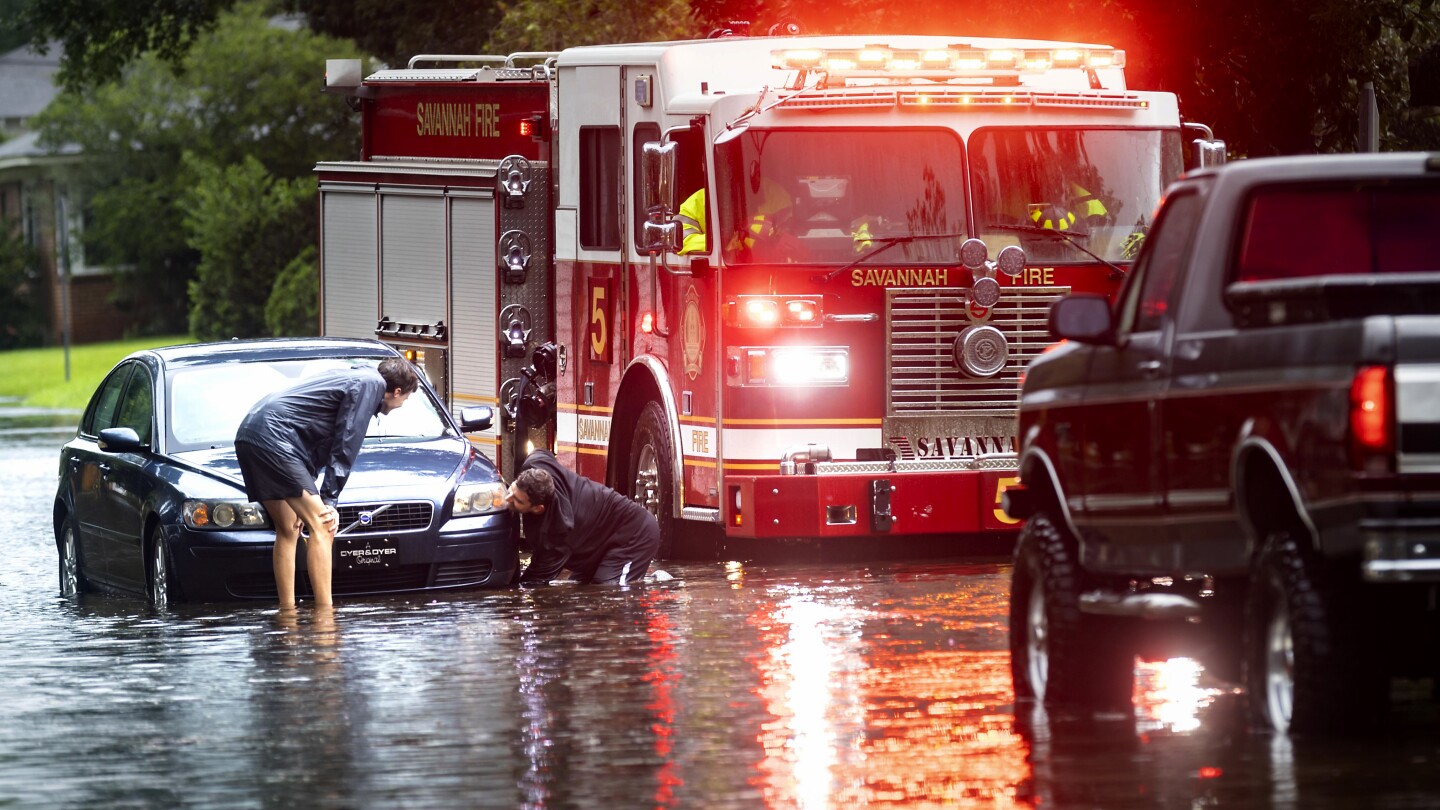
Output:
[5, 403, 1440, 808]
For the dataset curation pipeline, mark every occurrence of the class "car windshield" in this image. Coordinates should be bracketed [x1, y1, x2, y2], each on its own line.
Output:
[715, 129, 969, 266]
[166, 357, 448, 451]
[970, 127, 1184, 264]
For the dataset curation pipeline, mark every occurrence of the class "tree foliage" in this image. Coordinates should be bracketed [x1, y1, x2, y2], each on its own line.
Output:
[266, 245, 320, 336]
[286, 0, 502, 69]
[0, 224, 48, 349]
[184, 154, 317, 341]
[17, 0, 238, 91]
[22, 0, 1440, 155]
[34, 2, 362, 336]
[737, 0, 1439, 156]
[484, 0, 695, 53]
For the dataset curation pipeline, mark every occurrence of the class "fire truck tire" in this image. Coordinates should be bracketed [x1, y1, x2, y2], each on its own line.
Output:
[1243, 530, 1383, 734]
[628, 401, 677, 559]
[1009, 511, 1134, 711]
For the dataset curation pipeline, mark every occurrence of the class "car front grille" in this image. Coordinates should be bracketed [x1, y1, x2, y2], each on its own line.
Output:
[227, 565, 432, 598]
[434, 560, 495, 587]
[336, 501, 433, 535]
[887, 286, 1067, 415]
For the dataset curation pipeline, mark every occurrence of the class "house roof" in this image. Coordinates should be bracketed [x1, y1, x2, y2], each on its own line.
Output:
[0, 44, 61, 119]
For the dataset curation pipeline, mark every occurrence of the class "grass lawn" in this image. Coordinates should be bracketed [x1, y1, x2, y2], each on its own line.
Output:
[0, 336, 191, 411]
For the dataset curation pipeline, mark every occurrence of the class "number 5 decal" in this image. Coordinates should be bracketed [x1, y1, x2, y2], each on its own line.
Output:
[993, 476, 1021, 524]
[588, 278, 613, 363]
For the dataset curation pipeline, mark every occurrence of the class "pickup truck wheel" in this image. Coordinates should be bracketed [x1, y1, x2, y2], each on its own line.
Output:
[1244, 530, 1380, 733]
[1010, 512, 1133, 711]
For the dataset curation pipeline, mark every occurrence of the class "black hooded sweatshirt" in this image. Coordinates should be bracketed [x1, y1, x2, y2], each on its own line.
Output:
[518, 451, 655, 583]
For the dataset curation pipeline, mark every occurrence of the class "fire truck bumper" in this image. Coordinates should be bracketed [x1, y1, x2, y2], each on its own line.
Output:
[723, 466, 1023, 539]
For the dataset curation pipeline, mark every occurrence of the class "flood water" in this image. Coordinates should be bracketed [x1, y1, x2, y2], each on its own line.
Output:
[6, 403, 1440, 808]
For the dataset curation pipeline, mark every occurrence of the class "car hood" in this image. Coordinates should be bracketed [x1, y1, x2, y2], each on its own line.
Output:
[174, 437, 473, 501]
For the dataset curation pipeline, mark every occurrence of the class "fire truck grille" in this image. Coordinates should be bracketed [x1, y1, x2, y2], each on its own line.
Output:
[336, 501, 434, 535]
[887, 286, 1068, 415]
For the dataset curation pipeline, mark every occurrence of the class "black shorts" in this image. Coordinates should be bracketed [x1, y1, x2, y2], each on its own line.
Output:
[235, 440, 317, 502]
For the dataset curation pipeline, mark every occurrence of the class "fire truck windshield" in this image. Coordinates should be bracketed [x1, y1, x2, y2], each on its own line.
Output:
[715, 129, 969, 266]
[970, 127, 1184, 264]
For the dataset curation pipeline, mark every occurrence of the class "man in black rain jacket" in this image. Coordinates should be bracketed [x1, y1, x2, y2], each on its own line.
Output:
[506, 450, 660, 586]
[235, 357, 418, 608]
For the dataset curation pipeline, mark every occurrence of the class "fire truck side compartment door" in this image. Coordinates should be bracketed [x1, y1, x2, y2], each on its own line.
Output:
[320, 186, 379, 340]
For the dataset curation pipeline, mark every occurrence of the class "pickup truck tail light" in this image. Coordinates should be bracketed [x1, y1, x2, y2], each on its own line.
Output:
[1349, 365, 1394, 472]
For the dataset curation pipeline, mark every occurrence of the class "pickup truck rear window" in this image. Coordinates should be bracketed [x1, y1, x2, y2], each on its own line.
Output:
[1236, 184, 1439, 281]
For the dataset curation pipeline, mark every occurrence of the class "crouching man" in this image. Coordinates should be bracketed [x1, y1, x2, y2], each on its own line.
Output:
[505, 450, 660, 586]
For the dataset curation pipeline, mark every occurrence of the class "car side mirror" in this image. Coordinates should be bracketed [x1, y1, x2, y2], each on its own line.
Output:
[98, 426, 147, 453]
[1048, 294, 1116, 345]
[459, 406, 494, 433]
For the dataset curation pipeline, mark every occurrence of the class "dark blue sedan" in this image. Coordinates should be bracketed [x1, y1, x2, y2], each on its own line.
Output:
[54, 337, 518, 606]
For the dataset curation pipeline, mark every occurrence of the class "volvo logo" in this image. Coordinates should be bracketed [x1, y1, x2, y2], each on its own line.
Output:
[359, 511, 375, 526]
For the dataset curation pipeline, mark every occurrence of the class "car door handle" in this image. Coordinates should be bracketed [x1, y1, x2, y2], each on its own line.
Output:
[1137, 360, 1163, 378]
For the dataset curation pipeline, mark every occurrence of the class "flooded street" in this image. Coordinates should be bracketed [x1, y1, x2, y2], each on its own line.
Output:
[6, 406, 1440, 808]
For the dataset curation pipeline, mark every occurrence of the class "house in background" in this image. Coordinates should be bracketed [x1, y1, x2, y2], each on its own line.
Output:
[0, 44, 128, 345]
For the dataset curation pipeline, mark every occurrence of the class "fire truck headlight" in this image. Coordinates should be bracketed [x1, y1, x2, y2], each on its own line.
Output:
[954, 326, 1009, 378]
[771, 348, 849, 386]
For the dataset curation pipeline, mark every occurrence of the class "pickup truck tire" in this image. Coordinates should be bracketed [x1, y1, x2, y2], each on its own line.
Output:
[1010, 512, 1134, 710]
[1244, 530, 1381, 733]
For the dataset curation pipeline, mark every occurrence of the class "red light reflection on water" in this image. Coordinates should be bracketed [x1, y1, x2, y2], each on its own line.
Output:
[747, 593, 1031, 807]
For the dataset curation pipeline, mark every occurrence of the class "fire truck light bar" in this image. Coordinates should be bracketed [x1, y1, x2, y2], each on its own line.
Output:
[773, 46, 1125, 79]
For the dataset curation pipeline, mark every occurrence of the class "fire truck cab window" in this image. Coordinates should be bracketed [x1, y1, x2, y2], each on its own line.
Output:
[580, 126, 622, 250]
[970, 127, 1183, 264]
[714, 129, 967, 266]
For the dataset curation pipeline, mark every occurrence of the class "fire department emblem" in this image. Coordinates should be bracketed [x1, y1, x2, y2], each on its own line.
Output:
[682, 285, 704, 380]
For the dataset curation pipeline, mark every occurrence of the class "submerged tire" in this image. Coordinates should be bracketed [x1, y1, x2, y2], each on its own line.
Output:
[627, 401, 678, 559]
[1244, 530, 1381, 734]
[1010, 512, 1134, 711]
[147, 525, 180, 610]
[57, 515, 89, 597]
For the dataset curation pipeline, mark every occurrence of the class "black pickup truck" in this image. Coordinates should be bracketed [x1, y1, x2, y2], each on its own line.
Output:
[1004, 152, 1440, 733]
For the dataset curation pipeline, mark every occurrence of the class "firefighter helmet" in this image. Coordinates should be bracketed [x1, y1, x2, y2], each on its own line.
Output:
[1029, 204, 1077, 231]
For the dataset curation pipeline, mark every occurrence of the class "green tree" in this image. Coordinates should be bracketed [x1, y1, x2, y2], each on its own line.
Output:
[287, 0, 502, 70]
[34, 1, 363, 336]
[0, 224, 48, 349]
[17, 0, 238, 90]
[484, 0, 694, 52]
[184, 154, 317, 341]
[0, 0, 35, 53]
[266, 244, 319, 336]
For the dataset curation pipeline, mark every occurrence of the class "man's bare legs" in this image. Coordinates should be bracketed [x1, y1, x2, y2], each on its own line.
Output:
[263, 494, 339, 608]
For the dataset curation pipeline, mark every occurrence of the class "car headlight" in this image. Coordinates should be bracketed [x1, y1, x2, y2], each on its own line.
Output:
[453, 482, 507, 516]
[183, 499, 272, 530]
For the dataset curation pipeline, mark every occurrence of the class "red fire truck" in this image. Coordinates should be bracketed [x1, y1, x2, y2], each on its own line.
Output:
[317, 34, 1224, 555]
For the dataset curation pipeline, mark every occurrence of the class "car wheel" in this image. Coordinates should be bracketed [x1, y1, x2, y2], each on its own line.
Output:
[1010, 512, 1133, 711]
[627, 401, 677, 559]
[1244, 530, 1380, 734]
[57, 515, 89, 597]
[147, 525, 179, 610]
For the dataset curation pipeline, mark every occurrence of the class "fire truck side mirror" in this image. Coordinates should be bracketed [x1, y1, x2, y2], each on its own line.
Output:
[641, 141, 678, 254]
[1194, 138, 1228, 168]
